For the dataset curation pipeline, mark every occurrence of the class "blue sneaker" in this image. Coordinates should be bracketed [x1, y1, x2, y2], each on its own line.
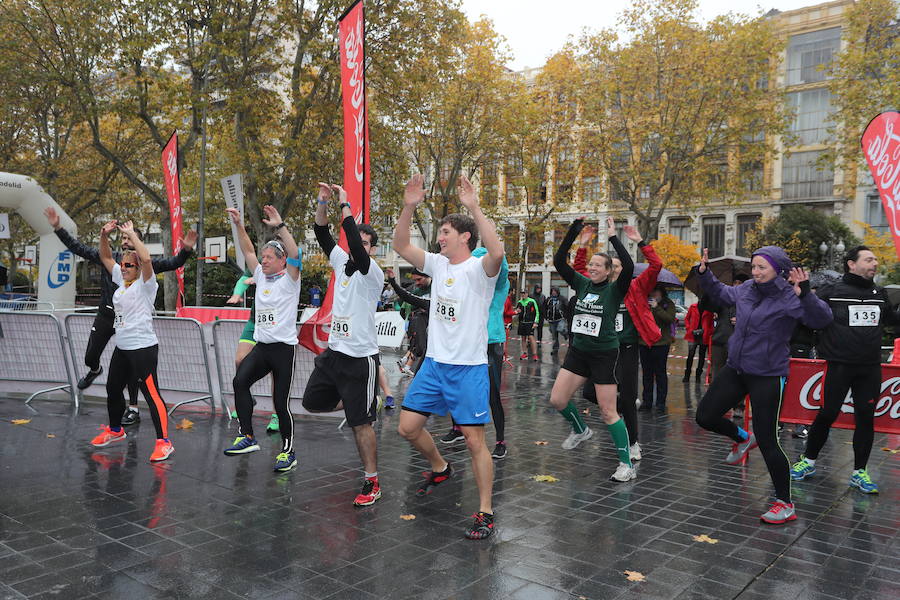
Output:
[223, 435, 260, 456]
[791, 456, 816, 481]
[384, 395, 395, 409]
[274, 451, 297, 472]
[850, 469, 879, 494]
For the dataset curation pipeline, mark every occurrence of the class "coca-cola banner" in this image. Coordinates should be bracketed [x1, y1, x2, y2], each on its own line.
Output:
[782, 359, 900, 434]
[861, 111, 900, 260]
[161, 132, 185, 309]
[299, 0, 370, 355]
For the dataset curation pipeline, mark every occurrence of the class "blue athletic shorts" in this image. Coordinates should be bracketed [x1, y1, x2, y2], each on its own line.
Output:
[402, 358, 491, 425]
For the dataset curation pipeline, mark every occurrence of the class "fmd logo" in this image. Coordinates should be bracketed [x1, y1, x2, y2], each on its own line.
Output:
[47, 250, 73, 289]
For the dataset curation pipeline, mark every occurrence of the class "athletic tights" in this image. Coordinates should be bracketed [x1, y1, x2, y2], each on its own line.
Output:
[695, 365, 791, 502]
[87, 311, 139, 405]
[106, 345, 168, 439]
[233, 342, 296, 453]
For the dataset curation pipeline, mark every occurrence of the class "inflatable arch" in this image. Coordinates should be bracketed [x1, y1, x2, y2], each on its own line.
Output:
[0, 172, 77, 307]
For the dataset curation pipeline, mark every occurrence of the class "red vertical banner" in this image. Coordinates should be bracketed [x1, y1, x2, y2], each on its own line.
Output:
[162, 132, 185, 309]
[300, 0, 370, 355]
[861, 111, 900, 260]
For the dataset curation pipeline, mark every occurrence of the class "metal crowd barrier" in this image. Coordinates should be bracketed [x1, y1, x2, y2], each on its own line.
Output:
[0, 300, 55, 312]
[65, 313, 215, 416]
[0, 311, 75, 405]
[211, 320, 317, 412]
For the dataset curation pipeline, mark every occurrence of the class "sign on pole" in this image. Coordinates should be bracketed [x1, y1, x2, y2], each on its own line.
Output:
[220, 174, 245, 271]
[162, 132, 185, 309]
[204, 236, 226, 264]
[861, 111, 900, 260]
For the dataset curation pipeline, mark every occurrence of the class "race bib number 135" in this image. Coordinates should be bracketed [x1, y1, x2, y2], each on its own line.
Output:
[848, 305, 879, 327]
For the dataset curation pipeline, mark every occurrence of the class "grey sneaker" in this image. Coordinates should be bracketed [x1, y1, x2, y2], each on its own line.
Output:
[725, 433, 757, 465]
[609, 462, 637, 482]
[562, 426, 593, 450]
[760, 500, 796, 524]
[629, 442, 642, 462]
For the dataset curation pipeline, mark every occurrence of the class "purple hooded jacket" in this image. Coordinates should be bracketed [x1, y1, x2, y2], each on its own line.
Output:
[698, 246, 833, 377]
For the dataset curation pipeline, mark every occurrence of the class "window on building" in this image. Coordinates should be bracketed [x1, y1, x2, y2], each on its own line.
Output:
[556, 181, 573, 203]
[504, 224, 521, 263]
[702, 216, 725, 258]
[741, 160, 764, 193]
[525, 228, 545, 264]
[582, 176, 602, 204]
[786, 27, 841, 85]
[144, 232, 162, 245]
[669, 217, 691, 242]
[506, 155, 523, 176]
[866, 194, 889, 233]
[524, 272, 543, 298]
[481, 162, 499, 206]
[787, 88, 833, 146]
[782, 150, 834, 201]
[506, 184, 520, 207]
[614, 220, 627, 242]
[736, 214, 761, 257]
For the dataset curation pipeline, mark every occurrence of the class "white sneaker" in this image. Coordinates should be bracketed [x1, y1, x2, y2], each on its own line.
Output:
[610, 462, 637, 482]
[561, 426, 593, 450]
[629, 443, 642, 462]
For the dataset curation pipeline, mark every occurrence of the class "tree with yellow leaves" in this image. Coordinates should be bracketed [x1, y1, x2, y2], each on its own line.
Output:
[856, 221, 898, 271]
[652, 234, 699, 281]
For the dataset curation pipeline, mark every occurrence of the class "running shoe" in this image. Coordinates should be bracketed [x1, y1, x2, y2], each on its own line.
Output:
[464, 512, 495, 540]
[274, 451, 297, 472]
[519, 353, 527, 360]
[561, 426, 593, 450]
[223, 435, 260, 455]
[609, 462, 637, 482]
[440, 428, 464, 444]
[417, 463, 453, 496]
[266, 414, 280, 433]
[760, 500, 796, 524]
[90, 426, 126, 447]
[121, 407, 140, 426]
[150, 439, 174, 462]
[491, 442, 507, 459]
[629, 442, 642, 462]
[384, 395, 395, 409]
[792, 426, 808, 439]
[790, 456, 816, 481]
[77, 367, 103, 390]
[725, 433, 757, 465]
[230, 410, 238, 419]
[850, 469, 879, 494]
[353, 478, 382, 506]
[532, 355, 539, 361]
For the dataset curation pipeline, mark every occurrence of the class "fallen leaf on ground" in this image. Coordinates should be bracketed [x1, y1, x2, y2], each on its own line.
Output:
[624, 570, 646, 582]
[693, 534, 718, 544]
[532, 475, 559, 483]
[399, 514, 416, 521]
[882, 447, 899, 454]
[534, 440, 548, 445]
[11, 419, 31, 425]
[46, 434, 56, 438]
[175, 418, 194, 430]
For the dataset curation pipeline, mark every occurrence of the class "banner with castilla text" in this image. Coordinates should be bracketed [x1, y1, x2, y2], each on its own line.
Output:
[300, 0, 371, 354]
[161, 132, 185, 309]
[781, 359, 900, 435]
[861, 111, 900, 260]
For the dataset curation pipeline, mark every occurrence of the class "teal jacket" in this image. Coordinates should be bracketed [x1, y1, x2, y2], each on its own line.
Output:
[472, 247, 509, 344]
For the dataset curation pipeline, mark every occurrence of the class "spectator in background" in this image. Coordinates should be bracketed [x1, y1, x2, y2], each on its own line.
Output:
[543, 287, 567, 354]
[708, 273, 750, 381]
[531, 284, 547, 344]
[683, 300, 715, 382]
[516, 292, 540, 361]
[309, 284, 322, 307]
[638, 285, 677, 413]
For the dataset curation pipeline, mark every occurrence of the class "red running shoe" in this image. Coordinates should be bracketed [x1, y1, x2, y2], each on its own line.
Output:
[90, 426, 126, 447]
[150, 439, 174, 462]
[464, 512, 495, 539]
[353, 478, 381, 506]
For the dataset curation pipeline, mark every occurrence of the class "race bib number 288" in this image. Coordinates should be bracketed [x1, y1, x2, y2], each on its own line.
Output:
[435, 296, 460, 324]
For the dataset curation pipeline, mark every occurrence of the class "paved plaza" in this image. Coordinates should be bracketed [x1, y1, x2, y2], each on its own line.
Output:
[1, 340, 898, 600]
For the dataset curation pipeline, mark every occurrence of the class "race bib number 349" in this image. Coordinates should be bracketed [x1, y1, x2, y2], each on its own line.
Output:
[572, 314, 601, 336]
[848, 305, 880, 327]
[435, 296, 460, 324]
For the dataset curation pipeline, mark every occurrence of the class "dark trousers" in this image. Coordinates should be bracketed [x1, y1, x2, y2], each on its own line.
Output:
[639, 344, 670, 408]
[233, 342, 296, 452]
[685, 342, 707, 377]
[106, 345, 168, 439]
[695, 366, 791, 502]
[804, 362, 879, 470]
[548, 320, 566, 350]
[710, 344, 728, 381]
[536, 317, 544, 341]
[87, 311, 139, 405]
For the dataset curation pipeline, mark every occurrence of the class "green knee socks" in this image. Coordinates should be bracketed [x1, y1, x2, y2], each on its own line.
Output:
[559, 401, 587, 434]
[607, 418, 632, 466]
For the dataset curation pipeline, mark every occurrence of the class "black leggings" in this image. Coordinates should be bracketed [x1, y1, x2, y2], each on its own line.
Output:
[685, 342, 707, 377]
[87, 312, 139, 404]
[696, 365, 791, 502]
[583, 342, 638, 442]
[804, 362, 879, 470]
[640, 344, 670, 407]
[106, 345, 168, 439]
[233, 342, 296, 452]
[450, 343, 506, 440]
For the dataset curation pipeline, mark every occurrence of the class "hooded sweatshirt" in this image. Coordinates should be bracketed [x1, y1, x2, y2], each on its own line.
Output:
[698, 245, 833, 376]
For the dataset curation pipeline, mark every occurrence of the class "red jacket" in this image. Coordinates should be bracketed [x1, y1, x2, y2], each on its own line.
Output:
[573, 243, 662, 346]
[684, 303, 715, 345]
[503, 296, 516, 325]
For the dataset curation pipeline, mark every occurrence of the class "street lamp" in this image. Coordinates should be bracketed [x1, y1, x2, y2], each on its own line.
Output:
[819, 239, 845, 269]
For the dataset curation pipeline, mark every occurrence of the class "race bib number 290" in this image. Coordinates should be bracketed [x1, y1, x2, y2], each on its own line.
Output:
[572, 314, 601, 336]
[331, 316, 352, 338]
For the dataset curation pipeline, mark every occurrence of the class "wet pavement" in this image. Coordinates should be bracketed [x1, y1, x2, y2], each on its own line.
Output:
[1, 339, 898, 600]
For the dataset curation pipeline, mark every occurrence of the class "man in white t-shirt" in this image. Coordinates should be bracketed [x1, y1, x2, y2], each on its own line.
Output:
[302, 183, 385, 507]
[393, 174, 505, 540]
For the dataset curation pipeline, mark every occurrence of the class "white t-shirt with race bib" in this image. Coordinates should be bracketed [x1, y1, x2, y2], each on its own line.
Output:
[424, 252, 498, 366]
[253, 264, 302, 345]
[111, 264, 159, 351]
[328, 246, 383, 357]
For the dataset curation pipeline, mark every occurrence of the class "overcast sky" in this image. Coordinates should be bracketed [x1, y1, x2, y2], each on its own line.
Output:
[460, 0, 823, 70]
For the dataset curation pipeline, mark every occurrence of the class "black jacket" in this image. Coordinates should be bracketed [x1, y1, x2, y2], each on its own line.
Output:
[55, 227, 193, 316]
[816, 273, 900, 364]
[543, 293, 566, 322]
